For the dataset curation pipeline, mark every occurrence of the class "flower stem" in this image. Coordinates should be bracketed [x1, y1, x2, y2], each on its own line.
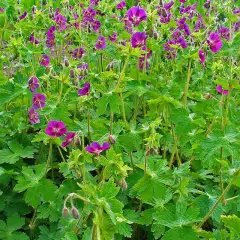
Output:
[45, 141, 53, 176]
[198, 168, 240, 228]
[183, 59, 192, 109]
[129, 152, 135, 171]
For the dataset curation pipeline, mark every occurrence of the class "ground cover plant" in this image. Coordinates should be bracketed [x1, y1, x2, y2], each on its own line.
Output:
[0, 0, 240, 239]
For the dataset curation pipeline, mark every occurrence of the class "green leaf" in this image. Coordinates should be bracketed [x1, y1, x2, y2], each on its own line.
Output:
[116, 222, 132, 238]
[0, 140, 37, 164]
[153, 202, 200, 228]
[221, 215, 240, 235]
[0, 214, 29, 240]
[118, 132, 141, 152]
[14, 164, 57, 207]
[162, 227, 197, 240]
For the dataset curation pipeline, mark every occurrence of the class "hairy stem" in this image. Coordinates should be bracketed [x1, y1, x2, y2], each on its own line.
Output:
[198, 169, 240, 228]
[183, 59, 192, 109]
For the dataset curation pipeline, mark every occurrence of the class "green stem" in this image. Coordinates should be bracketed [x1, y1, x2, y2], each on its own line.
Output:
[198, 169, 240, 228]
[129, 152, 135, 171]
[45, 141, 53, 176]
[115, 54, 130, 90]
[183, 59, 192, 109]
[57, 146, 66, 162]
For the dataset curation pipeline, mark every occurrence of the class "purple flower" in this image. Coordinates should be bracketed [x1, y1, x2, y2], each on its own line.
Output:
[127, 6, 147, 26]
[176, 36, 187, 48]
[72, 48, 84, 59]
[19, 11, 27, 20]
[207, 32, 222, 53]
[30, 34, 39, 44]
[96, 36, 106, 50]
[54, 14, 67, 31]
[0, 8, 5, 12]
[108, 32, 117, 42]
[46, 26, 56, 48]
[138, 56, 150, 71]
[40, 54, 50, 67]
[116, 1, 126, 10]
[164, 40, 176, 51]
[90, 0, 101, 6]
[28, 76, 39, 92]
[32, 93, 46, 109]
[92, 20, 101, 31]
[195, 14, 205, 32]
[131, 32, 147, 48]
[62, 132, 76, 147]
[219, 27, 230, 40]
[179, 0, 186, 3]
[164, 1, 174, 10]
[203, 0, 211, 9]
[82, 7, 96, 21]
[78, 82, 90, 96]
[45, 120, 67, 137]
[198, 49, 206, 66]
[28, 108, 40, 125]
[86, 141, 110, 156]
[216, 85, 228, 95]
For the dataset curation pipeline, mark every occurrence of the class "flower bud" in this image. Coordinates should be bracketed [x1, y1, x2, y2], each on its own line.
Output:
[106, 61, 114, 71]
[108, 134, 116, 144]
[71, 206, 80, 219]
[64, 58, 70, 67]
[74, 134, 81, 146]
[118, 178, 128, 190]
[62, 207, 70, 218]
[32, 5, 36, 14]
[70, 69, 75, 78]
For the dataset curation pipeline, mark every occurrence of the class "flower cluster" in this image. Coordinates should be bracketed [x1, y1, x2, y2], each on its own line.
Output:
[46, 26, 56, 48]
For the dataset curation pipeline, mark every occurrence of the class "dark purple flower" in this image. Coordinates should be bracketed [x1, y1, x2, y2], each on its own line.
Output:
[176, 36, 187, 48]
[127, 6, 147, 26]
[30, 34, 39, 44]
[86, 141, 110, 156]
[198, 49, 206, 66]
[62, 132, 76, 147]
[108, 32, 117, 42]
[0, 8, 5, 12]
[179, 0, 186, 3]
[203, 0, 211, 9]
[219, 26, 230, 40]
[46, 26, 56, 47]
[207, 32, 222, 53]
[72, 48, 84, 59]
[78, 82, 90, 96]
[164, 1, 174, 10]
[28, 76, 39, 92]
[45, 120, 67, 137]
[233, 22, 240, 32]
[164, 40, 176, 51]
[82, 7, 96, 21]
[195, 14, 205, 32]
[116, 1, 126, 10]
[19, 11, 27, 20]
[54, 14, 67, 31]
[92, 20, 101, 31]
[32, 93, 46, 109]
[96, 36, 106, 50]
[138, 56, 150, 71]
[233, 9, 240, 15]
[216, 85, 228, 95]
[28, 108, 40, 125]
[131, 32, 147, 48]
[40, 54, 50, 67]
[159, 11, 171, 24]
[90, 0, 101, 6]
